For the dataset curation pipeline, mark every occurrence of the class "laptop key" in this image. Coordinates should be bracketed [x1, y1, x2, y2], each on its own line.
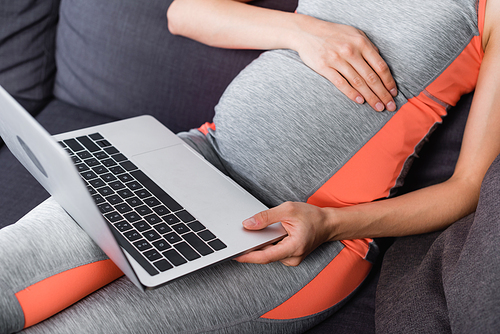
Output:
[126, 197, 144, 207]
[163, 249, 187, 266]
[89, 178, 106, 188]
[92, 194, 105, 204]
[104, 146, 119, 155]
[97, 186, 114, 196]
[64, 138, 84, 152]
[153, 259, 173, 272]
[153, 223, 172, 234]
[143, 249, 163, 262]
[133, 221, 150, 232]
[164, 232, 182, 244]
[135, 205, 152, 215]
[153, 239, 171, 251]
[94, 151, 109, 160]
[183, 232, 214, 256]
[109, 181, 125, 190]
[98, 203, 113, 214]
[174, 242, 201, 261]
[106, 194, 123, 205]
[153, 205, 170, 216]
[76, 163, 89, 172]
[112, 153, 127, 162]
[134, 189, 152, 199]
[105, 211, 122, 223]
[114, 221, 133, 232]
[76, 135, 100, 152]
[120, 160, 138, 171]
[116, 189, 134, 199]
[123, 212, 141, 222]
[77, 151, 92, 159]
[176, 210, 195, 223]
[89, 133, 104, 141]
[144, 214, 161, 225]
[144, 197, 161, 208]
[96, 139, 111, 148]
[163, 214, 180, 225]
[143, 230, 161, 242]
[115, 203, 132, 214]
[187, 221, 205, 232]
[81, 171, 98, 180]
[198, 230, 216, 242]
[134, 239, 152, 252]
[172, 223, 189, 235]
[123, 230, 142, 242]
[209, 239, 227, 251]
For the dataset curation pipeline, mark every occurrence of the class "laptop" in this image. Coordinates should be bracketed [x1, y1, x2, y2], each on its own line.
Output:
[0, 86, 286, 290]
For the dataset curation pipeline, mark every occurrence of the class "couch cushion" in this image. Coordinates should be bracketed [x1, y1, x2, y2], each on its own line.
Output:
[54, 0, 298, 134]
[0, 0, 60, 114]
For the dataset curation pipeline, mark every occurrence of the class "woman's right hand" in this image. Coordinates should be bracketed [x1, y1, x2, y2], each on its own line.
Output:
[291, 14, 397, 112]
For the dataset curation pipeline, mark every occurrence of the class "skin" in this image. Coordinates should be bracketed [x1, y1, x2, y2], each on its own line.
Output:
[168, 0, 500, 267]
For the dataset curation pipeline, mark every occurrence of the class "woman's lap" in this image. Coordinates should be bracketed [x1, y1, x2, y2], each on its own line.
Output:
[0, 198, 368, 333]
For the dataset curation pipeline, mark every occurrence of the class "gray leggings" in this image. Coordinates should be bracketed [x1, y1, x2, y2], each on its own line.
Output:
[0, 197, 375, 334]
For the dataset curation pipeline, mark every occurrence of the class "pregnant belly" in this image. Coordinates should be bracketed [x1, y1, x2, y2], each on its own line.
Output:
[208, 49, 396, 206]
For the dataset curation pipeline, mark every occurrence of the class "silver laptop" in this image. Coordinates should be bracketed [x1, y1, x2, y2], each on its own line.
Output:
[0, 86, 286, 290]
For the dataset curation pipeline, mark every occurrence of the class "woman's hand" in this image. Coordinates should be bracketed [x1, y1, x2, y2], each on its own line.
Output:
[168, 0, 397, 112]
[292, 15, 397, 112]
[235, 202, 335, 266]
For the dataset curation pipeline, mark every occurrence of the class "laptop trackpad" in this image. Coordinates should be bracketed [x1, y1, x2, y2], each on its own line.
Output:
[130, 144, 267, 232]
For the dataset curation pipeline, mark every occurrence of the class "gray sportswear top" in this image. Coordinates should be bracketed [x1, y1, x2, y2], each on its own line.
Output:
[182, 0, 480, 207]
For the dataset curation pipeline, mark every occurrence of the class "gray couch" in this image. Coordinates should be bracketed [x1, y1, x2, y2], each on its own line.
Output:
[1, 0, 485, 332]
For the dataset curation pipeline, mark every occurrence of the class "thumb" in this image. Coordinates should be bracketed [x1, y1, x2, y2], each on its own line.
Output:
[242, 207, 280, 231]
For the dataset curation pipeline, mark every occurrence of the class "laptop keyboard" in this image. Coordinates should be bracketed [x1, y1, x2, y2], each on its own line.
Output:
[59, 132, 227, 276]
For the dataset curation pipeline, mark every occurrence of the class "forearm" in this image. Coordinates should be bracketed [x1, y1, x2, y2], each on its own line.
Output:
[328, 175, 481, 240]
[167, 0, 302, 50]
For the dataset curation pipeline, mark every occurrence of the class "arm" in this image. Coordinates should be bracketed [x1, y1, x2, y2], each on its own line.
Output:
[237, 0, 500, 266]
[167, 0, 397, 112]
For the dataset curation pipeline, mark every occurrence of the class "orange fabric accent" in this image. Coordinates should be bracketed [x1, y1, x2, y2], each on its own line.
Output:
[197, 122, 216, 135]
[307, 94, 446, 208]
[260, 245, 372, 320]
[16, 259, 123, 328]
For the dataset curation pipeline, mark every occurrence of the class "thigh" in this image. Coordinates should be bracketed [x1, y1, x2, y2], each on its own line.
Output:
[22, 240, 347, 334]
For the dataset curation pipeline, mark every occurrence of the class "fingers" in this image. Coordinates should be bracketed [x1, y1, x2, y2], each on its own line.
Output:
[235, 238, 303, 266]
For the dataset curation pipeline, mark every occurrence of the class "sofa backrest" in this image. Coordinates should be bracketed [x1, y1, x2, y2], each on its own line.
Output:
[53, 0, 298, 133]
[0, 0, 61, 114]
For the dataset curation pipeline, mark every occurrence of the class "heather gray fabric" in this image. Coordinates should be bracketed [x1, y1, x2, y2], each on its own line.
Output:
[0, 0, 60, 114]
[376, 153, 500, 333]
[0, 199, 349, 334]
[297, 0, 478, 99]
[207, 0, 477, 207]
[53, 0, 297, 133]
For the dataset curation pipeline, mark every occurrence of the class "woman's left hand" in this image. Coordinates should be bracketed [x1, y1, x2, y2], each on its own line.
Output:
[234, 201, 335, 266]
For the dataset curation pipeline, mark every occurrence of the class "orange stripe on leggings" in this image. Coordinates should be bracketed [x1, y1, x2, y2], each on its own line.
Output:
[260, 241, 372, 320]
[16, 259, 123, 328]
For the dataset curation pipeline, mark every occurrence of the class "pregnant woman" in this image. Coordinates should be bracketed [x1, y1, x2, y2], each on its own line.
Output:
[1, 0, 499, 332]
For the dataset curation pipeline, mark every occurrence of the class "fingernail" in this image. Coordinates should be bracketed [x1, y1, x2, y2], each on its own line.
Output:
[390, 88, 398, 97]
[243, 217, 257, 228]
[375, 102, 384, 112]
[355, 96, 364, 104]
[386, 101, 396, 111]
